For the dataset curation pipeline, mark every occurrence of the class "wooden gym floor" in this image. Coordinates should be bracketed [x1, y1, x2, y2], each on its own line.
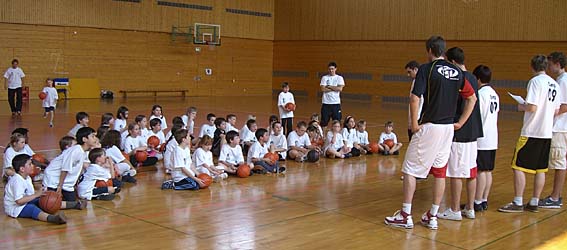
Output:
[0, 96, 566, 250]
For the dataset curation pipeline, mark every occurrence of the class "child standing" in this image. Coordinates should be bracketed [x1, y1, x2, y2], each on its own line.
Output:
[164, 129, 206, 190]
[67, 112, 89, 137]
[123, 123, 158, 167]
[4, 154, 68, 224]
[41, 78, 58, 127]
[248, 128, 286, 174]
[378, 121, 403, 155]
[219, 131, 247, 175]
[212, 118, 227, 157]
[77, 148, 121, 201]
[324, 120, 351, 159]
[278, 82, 295, 136]
[269, 121, 288, 160]
[149, 105, 167, 131]
[193, 135, 228, 181]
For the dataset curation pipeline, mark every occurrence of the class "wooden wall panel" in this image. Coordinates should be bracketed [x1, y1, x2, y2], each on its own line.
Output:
[273, 40, 567, 104]
[0, 0, 273, 40]
[0, 23, 272, 100]
[275, 0, 567, 41]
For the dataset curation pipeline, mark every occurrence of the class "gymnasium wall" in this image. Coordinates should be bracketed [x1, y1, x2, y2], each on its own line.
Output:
[273, 0, 567, 106]
[0, 0, 274, 100]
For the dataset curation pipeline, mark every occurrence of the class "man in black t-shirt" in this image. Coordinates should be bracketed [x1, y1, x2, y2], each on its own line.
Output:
[437, 47, 484, 222]
[385, 36, 477, 230]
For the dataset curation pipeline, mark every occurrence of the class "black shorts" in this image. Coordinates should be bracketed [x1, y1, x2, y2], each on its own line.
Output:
[320, 104, 342, 127]
[477, 150, 496, 171]
[44, 106, 55, 112]
[511, 136, 551, 174]
[47, 187, 78, 201]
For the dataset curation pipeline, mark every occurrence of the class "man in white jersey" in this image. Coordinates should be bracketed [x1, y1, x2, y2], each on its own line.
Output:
[499, 55, 560, 213]
[540, 52, 567, 209]
[320, 62, 345, 128]
[473, 65, 499, 212]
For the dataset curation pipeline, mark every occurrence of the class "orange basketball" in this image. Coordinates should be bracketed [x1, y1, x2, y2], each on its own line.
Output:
[95, 179, 113, 188]
[369, 142, 380, 153]
[197, 173, 213, 188]
[285, 102, 296, 111]
[135, 150, 148, 162]
[264, 152, 279, 163]
[237, 164, 250, 178]
[32, 153, 47, 164]
[384, 139, 395, 148]
[38, 92, 47, 100]
[39, 191, 62, 214]
[147, 136, 160, 148]
[30, 166, 41, 178]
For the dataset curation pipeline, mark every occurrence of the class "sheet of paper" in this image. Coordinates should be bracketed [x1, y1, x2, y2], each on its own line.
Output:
[508, 92, 526, 104]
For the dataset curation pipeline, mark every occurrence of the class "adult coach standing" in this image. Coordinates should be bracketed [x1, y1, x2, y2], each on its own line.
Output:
[320, 62, 345, 127]
[385, 36, 477, 230]
[4, 59, 25, 116]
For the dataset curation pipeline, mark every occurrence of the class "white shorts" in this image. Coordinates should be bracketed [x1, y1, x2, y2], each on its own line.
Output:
[446, 141, 478, 178]
[402, 123, 454, 178]
[549, 132, 567, 170]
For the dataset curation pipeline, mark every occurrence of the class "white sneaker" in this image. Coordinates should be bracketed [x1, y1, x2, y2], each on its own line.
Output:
[461, 209, 475, 219]
[384, 210, 414, 229]
[221, 173, 228, 179]
[420, 211, 438, 230]
[437, 208, 462, 221]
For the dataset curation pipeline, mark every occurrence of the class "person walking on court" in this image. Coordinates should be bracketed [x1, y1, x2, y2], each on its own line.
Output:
[320, 62, 345, 128]
[498, 55, 560, 213]
[4, 59, 26, 116]
[384, 36, 477, 230]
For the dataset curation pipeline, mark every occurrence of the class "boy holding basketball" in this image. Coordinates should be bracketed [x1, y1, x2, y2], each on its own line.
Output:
[287, 121, 315, 162]
[278, 82, 295, 136]
[43, 127, 98, 206]
[219, 131, 247, 175]
[77, 148, 121, 201]
[248, 128, 286, 174]
[165, 129, 206, 190]
[5, 154, 83, 224]
[378, 121, 403, 155]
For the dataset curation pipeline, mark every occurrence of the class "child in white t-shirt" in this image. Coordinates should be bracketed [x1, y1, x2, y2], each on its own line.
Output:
[247, 128, 286, 174]
[324, 120, 351, 159]
[341, 116, 362, 156]
[241, 119, 258, 154]
[378, 121, 403, 155]
[77, 148, 121, 201]
[4, 154, 68, 224]
[163, 125, 184, 174]
[67, 112, 89, 137]
[149, 104, 167, 131]
[278, 82, 295, 136]
[287, 121, 315, 162]
[3, 133, 29, 179]
[123, 123, 158, 167]
[162, 129, 206, 190]
[193, 135, 227, 181]
[225, 114, 239, 133]
[197, 113, 216, 146]
[100, 130, 137, 183]
[181, 106, 196, 135]
[135, 115, 150, 143]
[355, 120, 372, 154]
[219, 131, 248, 175]
[41, 78, 58, 127]
[269, 121, 288, 160]
[147, 118, 166, 160]
[114, 106, 129, 134]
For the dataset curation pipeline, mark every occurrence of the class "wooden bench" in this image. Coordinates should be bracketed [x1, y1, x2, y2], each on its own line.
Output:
[119, 89, 188, 98]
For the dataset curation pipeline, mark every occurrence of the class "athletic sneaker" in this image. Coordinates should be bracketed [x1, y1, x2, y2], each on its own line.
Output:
[276, 167, 286, 174]
[461, 203, 483, 212]
[122, 174, 137, 183]
[498, 202, 524, 213]
[421, 211, 438, 230]
[538, 196, 562, 209]
[384, 210, 414, 229]
[161, 180, 174, 189]
[94, 194, 116, 201]
[524, 203, 539, 213]
[481, 201, 488, 211]
[438, 208, 462, 221]
[461, 209, 475, 219]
